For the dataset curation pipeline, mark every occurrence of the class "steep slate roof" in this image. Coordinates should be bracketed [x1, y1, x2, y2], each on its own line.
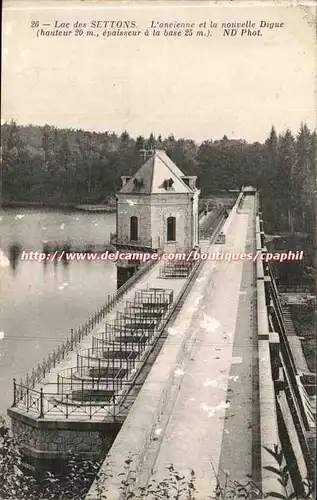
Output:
[119, 149, 193, 194]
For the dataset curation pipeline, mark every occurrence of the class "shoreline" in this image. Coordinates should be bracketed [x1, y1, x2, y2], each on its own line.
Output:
[0, 201, 116, 213]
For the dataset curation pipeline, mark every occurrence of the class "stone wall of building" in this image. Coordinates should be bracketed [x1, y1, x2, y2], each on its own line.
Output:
[150, 193, 194, 252]
[116, 192, 197, 252]
[117, 194, 152, 244]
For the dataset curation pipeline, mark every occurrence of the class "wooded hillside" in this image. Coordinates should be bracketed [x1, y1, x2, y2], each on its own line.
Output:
[1, 122, 316, 235]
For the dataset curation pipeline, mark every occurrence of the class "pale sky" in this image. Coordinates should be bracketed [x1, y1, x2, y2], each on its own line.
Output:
[2, 0, 317, 143]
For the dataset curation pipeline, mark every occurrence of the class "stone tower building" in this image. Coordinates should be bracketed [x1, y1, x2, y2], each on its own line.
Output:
[111, 149, 200, 287]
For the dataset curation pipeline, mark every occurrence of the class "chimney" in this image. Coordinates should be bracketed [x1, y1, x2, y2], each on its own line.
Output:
[121, 176, 132, 187]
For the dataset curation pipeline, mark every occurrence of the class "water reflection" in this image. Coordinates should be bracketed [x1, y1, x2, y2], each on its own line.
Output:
[0, 208, 116, 415]
[8, 243, 22, 273]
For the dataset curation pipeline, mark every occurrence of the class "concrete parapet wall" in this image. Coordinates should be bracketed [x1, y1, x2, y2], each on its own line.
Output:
[256, 215, 284, 498]
[235, 192, 244, 212]
[256, 232, 262, 251]
[258, 338, 284, 498]
[256, 258, 264, 280]
[257, 280, 269, 341]
[255, 217, 261, 235]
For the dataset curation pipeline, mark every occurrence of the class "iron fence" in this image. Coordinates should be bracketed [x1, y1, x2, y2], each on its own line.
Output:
[134, 288, 174, 305]
[159, 260, 194, 279]
[12, 381, 128, 419]
[199, 206, 227, 238]
[12, 205, 227, 419]
[12, 282, 173, 418]
[124, 301, 167, 319]
[56, 365, 128, 398]
[266, 263, 313, 473]
[76, 346, 139, 374]
[11, 253, 209, 419]
[110, 233, 153, 248]
[19, 256, 159, 391]
[278, 284, 314, 294]
[92, 327, 152, 352]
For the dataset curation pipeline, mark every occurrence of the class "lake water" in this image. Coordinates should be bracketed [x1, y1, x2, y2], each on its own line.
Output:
[0, 208, 116, 417]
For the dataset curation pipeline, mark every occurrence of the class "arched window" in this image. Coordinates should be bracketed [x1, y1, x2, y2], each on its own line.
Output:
[167, 216, 176, 242]
[130, 216, 138, 241]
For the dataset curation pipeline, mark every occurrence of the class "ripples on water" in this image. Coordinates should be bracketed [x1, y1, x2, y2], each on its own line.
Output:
[0, 208, 116, 415]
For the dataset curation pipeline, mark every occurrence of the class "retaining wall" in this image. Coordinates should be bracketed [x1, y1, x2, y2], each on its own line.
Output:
[256, 215, 286, 499]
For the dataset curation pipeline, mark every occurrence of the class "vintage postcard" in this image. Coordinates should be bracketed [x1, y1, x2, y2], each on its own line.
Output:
[1, 1, 316, 499]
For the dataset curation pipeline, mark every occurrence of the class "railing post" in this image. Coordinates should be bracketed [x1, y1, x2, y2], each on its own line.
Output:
[26, 387, 30, 411]
[92, 365, 95, 388]
[66, 394, 69, 419]
[39, 388, 44, 418]
[12, 378, 17, 407]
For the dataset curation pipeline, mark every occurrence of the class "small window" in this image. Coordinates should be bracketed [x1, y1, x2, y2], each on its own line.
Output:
[163, 178, 174, 190]
[167, 216, 176, 242]
[182, 177, 190, 187]
[130, 216, 138, 241]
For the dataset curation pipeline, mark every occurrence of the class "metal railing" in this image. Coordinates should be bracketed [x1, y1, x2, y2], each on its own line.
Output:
[12, 212, 227, 418]
[91, 327, 154, 353]
[12, 381, 126, 419]
[267, 263, 313, 473]
[18, 256, 160, 391]
[12, 284, 174, 418]
[199, 206, 227, 238]
[56, 365, 128, 397]
[76, 346, 139, 373]
[278, 284, 314, 294]
[110, 233, 153, 248]
[159, 259, 194, 279]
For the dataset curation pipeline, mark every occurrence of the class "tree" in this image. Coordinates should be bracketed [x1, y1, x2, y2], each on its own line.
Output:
[135, 135, 145, 151]
[294, 123, 313, 229]
[147, 132, 155, 150]
[0, 120, 314, 232]
[260, 126, 281, 231]
[6, 120, 22, 151]
[41, 125, 54, 164]
[0, 419, 101, 500]
[276, 129, 296, 230]
[56, 134, 72, 170]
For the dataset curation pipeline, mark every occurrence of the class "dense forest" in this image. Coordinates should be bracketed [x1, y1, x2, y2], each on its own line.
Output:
[0, 121, 316, 235]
